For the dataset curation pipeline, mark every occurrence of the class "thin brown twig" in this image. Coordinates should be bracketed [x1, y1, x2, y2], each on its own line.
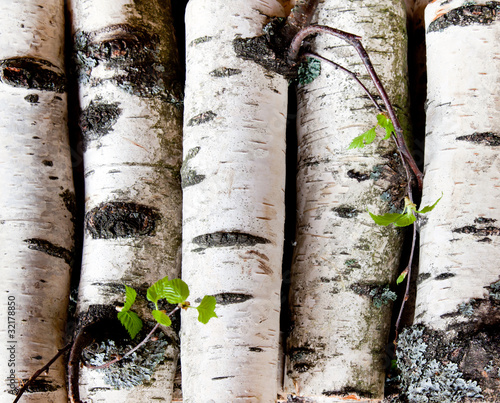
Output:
[13, 341, 73, 403]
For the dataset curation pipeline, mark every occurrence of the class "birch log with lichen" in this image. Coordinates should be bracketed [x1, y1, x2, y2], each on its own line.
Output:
[284, 0, 411, 400]
[67, 0, 183, 401]
[181, 0, 288, 401]
[0, 1, 73, 401]
[397, 1, 500, 401]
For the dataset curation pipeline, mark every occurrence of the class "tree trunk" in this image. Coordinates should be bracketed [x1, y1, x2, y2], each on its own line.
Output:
[397, 1, 500, 401]
[284, 0, 411, 400]
[180, 0, 288, 401]
[0, 1, 73, 401]
[67, 0, 183, 401]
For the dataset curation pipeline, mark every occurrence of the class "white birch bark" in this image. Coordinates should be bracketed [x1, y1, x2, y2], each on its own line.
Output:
[181, 1, 288, 401]
[68, 0, 183, 401]
[396, 1, 500, 400]
[284, 1, 410, 400]
[0, 1, 73, 401]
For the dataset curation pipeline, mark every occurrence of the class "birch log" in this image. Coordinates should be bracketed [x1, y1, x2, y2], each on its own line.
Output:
[181, 1, 288, 401]
[284, 0, 411, 400]
[397, 1, 500, 401]
[0, 1, 73, 401]
[67, 0, 183, 401]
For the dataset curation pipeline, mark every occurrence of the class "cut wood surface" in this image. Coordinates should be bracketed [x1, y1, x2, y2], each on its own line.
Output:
[284, 0, 411, 400]
[0, 1, 73, 401]
[67, 0, 183, 401]
[181, 0, 288, 401]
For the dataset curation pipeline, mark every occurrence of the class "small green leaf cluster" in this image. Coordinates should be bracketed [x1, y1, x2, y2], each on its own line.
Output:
[297, 57, 321, 85]
[118, 277, 217, 339]
[369, 195, 442, 228]
[348, 113, 394, 149]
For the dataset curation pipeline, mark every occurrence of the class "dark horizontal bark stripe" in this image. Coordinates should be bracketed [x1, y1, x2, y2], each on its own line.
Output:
[0, 57, 65, 92]
[332, 205, 359, 218]
[186, 110, 217, 126]
[24, 238, 72, 265]
[428, 3, 500, 33]
[209, 67, 242, 77]
[180, 146, 205, 188]
[192, 232, 271, 248]
[456, 132, 500, 146]
[189, 36, 213, 47]
[453, 225, 500, 237]
[200, 293, 254, 306]
[85, 201, 159, 239]
[211, 376, 235, 381]
[347, 169, 370, 181]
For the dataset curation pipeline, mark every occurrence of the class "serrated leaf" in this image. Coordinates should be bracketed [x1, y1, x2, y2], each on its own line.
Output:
[163, 278, 190, 304]
[376, 113, 395, 140]
[416, 194, 442, 214]
[368, 211, 403, 226]
[196, 295, 218, 324]
[397, 268, 408, 285]
[122, 285, 137, 312]
[118, 310, 143, 339]
[152, 310, 172, 327]
[394, 210, 417, 227]
[348, 127, 377, 149]
[147, 276, 170, 305]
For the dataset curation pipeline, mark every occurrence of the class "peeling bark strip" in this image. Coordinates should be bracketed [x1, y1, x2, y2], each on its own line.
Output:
[85, 202, 159, 239]
[428, 2, 500, 33]
[0, 57, 65, 92]
[192, 231, 271, 248]
[456, 132, 500, 146]
[24, 238, 72, 265]
[73, 24, 181, 102]
[79, 101, 121, 149]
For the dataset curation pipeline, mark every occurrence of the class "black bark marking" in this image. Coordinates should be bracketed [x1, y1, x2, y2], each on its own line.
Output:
[475, 217, 497, 224]
[200, 293, 253, 306]
[453, 225, 500, 237]
[186, 110, 217, 126]
[428, 3, 500, 33]
[0, 57, 65, 92]
[417, 272, 432, 285]
[60, 189, 77, 226]
[456, 132, 500, 146]
[42, 160, 53, 166]
[347, 169, 370, 181]
[73, 24, 182, 103]
[435, 272, 456, 280]
[79, 101, 121, 150]
[48, 176, 59, 180]
[85, 202, 160, 239]
[180, 146, 205, 188]
[332, 205, 359, 218]
[24, 238, 72, 265]
[192, 232, 271, 248]
[249, 347, 264, 352]
[211, 376, 235, 381]
[24, 94, 39, 103]
[209, 67, 243, 77]
[288, 345, 323, 373]
[321, 387, 375, 399]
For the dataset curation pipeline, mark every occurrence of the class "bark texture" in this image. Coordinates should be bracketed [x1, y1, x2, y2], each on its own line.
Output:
[0, 1, 73, 401]
[284, 0, 411, 400]
[398, 1, 500, 401]
[181, 1, 288, 401]
[68, 0, 183, 401]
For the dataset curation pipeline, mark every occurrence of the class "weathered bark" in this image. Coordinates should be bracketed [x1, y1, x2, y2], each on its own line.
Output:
[397, 1, 500, 401]
[67, 0, 183, 401]
[284, 0, 411, 400]
[0, 1, 73, 401]
[180, 0, 288, 401]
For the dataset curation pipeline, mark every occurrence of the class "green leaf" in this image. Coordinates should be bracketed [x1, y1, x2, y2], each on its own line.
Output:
[368, 211, 403, 226]
[396, 268, 408, 285]
[394, 210, 417, 227]
[122, 285, 137, 312]
[118, 310, 143, 339]
[416, 194, 442, 214]
[163, 279, 190, 304]
[376, 113, 395, 140]
[147, 276, 170, 305]
[196, 295, 218, 324]
[297, 57, 321, 85]
[152, 310, 172, 327]
[348, 127, 377, 149]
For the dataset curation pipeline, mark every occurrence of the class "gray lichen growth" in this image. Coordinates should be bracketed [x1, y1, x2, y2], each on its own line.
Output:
[397, 326, 483, 402]
[296, 57, 321, 85]
[489, 280, 500, 300]
[370, 286, 397, 308]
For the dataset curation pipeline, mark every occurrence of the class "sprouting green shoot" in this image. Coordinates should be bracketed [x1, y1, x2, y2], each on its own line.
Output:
[348, 113, 395, 149]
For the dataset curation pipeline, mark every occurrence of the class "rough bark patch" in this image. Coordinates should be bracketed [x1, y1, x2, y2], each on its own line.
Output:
[428, 3, 500, 33]
[85, 201, 160, 239]
[453, 225, 500, 237]
[79, 101, 121, 150]
[456, 132, 500, 147]
[287, 345, 323, 373]
[73, 24, 181, 102]
[180, 146, 205, 188]
[186, 110, 217, 126]
[209, 67, 242, 77]
[0, 57, 65, 92]
[332, 205, 360, 218]
[24, 238, 72, 265]
[192, 231, 271, 248]
[347, 169, 371, 181]
[24, 94, 39, 103]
